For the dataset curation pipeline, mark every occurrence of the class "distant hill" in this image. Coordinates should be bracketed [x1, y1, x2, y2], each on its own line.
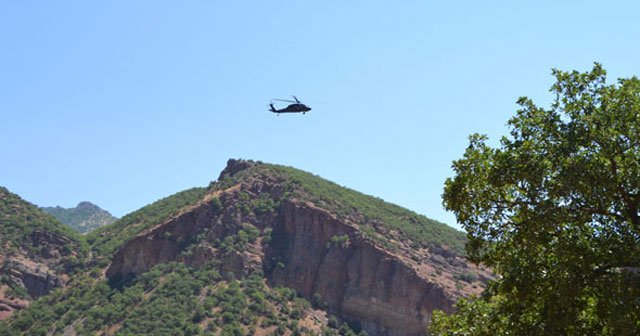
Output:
[42, 202, 117, 233]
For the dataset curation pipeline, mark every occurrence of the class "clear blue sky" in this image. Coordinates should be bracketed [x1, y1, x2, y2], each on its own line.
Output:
[2, 1, 639, 229]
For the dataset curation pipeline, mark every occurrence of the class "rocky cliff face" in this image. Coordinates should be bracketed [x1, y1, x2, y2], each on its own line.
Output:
[106, 195, 219, 280]
[2, 256, 65, 298]
[106, 160, 491, 335]
[0, 187, 84, 320]
[0, 230, 78, 319]
[266, 200, 455, 336]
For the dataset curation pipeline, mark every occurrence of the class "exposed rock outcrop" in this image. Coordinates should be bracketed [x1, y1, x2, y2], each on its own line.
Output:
[106, 200, 219, 280]
[0, 186, 84, 320]
[2, 258, 65, 298]
[0, 296, 27, 321]
[106, 161, 492, 335]
[218, 158, 258, 180]
[0, 230, 77, 319]
[266, 200, 454, 336]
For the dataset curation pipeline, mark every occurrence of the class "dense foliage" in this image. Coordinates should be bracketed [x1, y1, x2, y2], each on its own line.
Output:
[1, 261, 363, 336]
[42, 202, 117, 233]
[433, 64, 640, 335]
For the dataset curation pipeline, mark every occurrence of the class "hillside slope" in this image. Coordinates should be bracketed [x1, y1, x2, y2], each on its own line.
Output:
[0, 187, 87, 320]
[42, 202, 117, 233]
[106, 160, 490, 335]
[1, 160, 491, 335]
[86, 187, 208, 266]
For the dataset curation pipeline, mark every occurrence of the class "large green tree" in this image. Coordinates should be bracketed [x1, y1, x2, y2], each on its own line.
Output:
[432, 64, 640, 335]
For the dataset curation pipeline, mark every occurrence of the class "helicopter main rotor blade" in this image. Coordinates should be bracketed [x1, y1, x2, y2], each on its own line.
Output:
[272, 99, 297, 103]
[292, 95, 300, 103]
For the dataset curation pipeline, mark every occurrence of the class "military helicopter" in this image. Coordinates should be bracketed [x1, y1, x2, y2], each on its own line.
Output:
[269, 96, 312, 115]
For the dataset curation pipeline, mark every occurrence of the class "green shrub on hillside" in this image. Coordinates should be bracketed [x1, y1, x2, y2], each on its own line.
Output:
[2, 260, 359, 336]
[327, 234, 350, 249]
[225, 164, 466, 255]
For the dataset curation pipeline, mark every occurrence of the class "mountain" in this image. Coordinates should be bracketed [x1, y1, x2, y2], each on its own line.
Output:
[42, 202, 117, 233]
[0, 187, 88, 321]
[1, 160, 492, 335]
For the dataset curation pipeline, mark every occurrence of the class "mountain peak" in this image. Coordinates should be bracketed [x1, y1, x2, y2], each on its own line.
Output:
[217, 158, 259, 180]
[104, 160, 492, 335]
[76, 201, 100, 210]
[42, 201, 117, 233]
[3, 161, 492, 335]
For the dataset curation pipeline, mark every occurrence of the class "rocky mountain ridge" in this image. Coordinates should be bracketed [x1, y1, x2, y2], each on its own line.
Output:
[1, 160, 491, 335]
[105, 160, 491, 335]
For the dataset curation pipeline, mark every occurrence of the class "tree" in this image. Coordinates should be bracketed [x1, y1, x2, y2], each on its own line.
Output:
[433, 64, 640, 335]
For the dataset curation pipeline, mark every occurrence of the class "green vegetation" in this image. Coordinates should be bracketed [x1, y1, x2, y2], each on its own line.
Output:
[221, 163, 466, 255]
[213, 224, 261, 255]
[276, 164, 465, 254]
[42, 202, 117, 233]
[1, 261, 360, 336]
[2, 279, 29, 299]
[433, 64, 640, 335]
[452, 271, 477, 283]
[2, 175, 391, 335]
[87, 187, 207, 259]
[3, 152, 469, 334]
[252, 193, 278, 215]
[0, 186, 87, 260]
[205, 160, 466, 254]
[327, 234, 350, 249]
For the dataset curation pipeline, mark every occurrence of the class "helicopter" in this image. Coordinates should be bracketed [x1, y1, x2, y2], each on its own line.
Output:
[269, 96, 312, 115]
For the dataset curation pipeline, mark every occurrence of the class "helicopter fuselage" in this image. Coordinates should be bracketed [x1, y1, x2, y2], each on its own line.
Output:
[269, 96, 312, 115]
[270, 103, 311, 114]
